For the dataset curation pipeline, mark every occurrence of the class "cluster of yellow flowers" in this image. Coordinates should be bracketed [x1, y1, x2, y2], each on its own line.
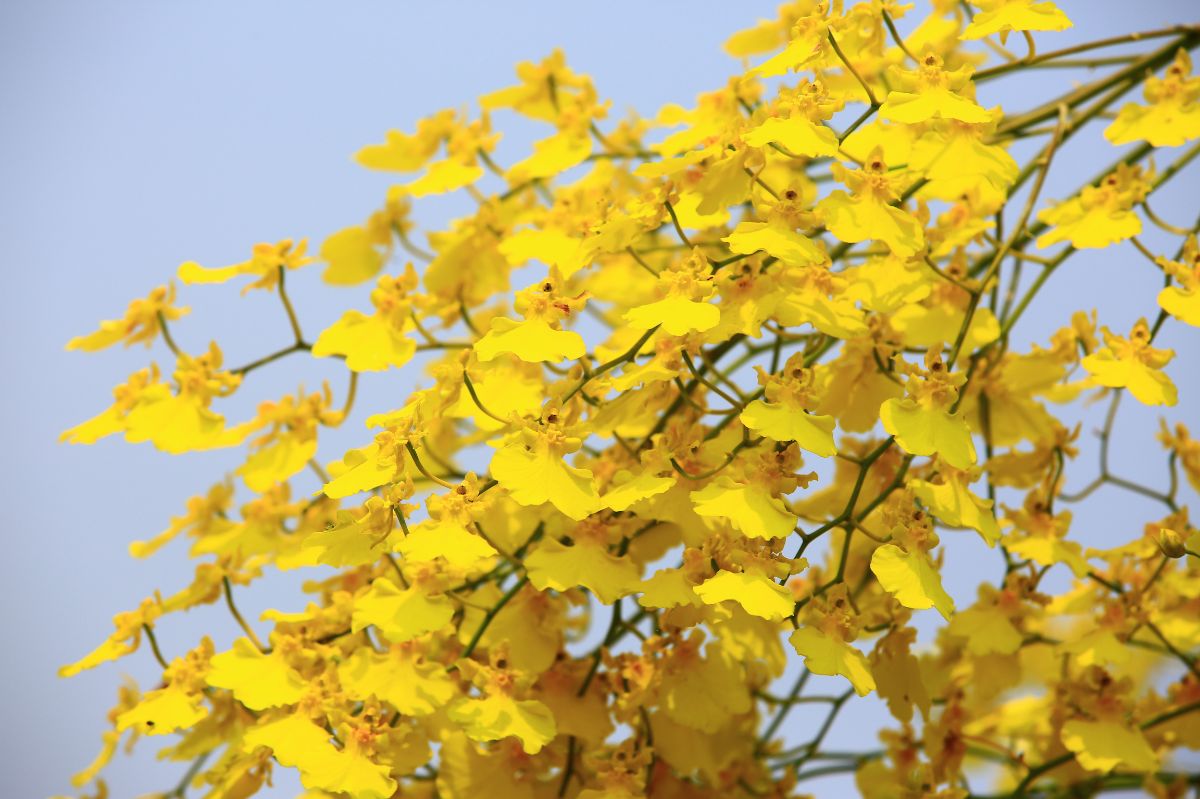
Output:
[59, 1, 1200, 798]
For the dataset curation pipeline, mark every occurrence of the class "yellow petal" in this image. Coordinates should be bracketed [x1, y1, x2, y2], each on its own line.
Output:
[743, 116, 839, 158]
[890, 303, 1000, 355]
[177, 260, 241, 285]
[465, 585, 562, 674]
[498, 228, 588, 278]
[817, 191, 925, 257]
[1007, 536, 1091, 578]
[303, 509, 396, 568]
[243, 713, 396, 799]
[815, 344, 905, 433]
[448, 362, 544, 430]
[788, 626, 875, 696]
[66, 321, 129, 353]
[723, 221, 825, 265]
[338, 647, 455, 716]
[438, 731, 542, 799]
[880, 397, 976, 470]
[525, 538, 640, 604]
[880, 88, 992, 124]
[322, 443, 401, 499]
[1082, 350, 1177, 407]
[60, 406, 125, 446]
[475, 317, 586, 364]
[694, 150, 753, 214]
[116, 686, 207, 736]
[600, 471, 675, 512]
[910, 476, 1001, 546]
[537, 671, 614, 745]
[740, 399, 837, 457]
[237, 434, 317, 492]
[691, 478, 798, 539]
[638, 568, 704, 610]
[660, 644, 751, 732]
[774, 291, 869, 339]
[123, 390, 248, 455]
[841, 119, 915, 166]
[695, 570, 794, 620]
[625, 296, 720, 336]
[70, 282, 187, 351]
[189, 516, 280, 560]
[911, 132, 1019, 200]
[490, 438, 598, 520]
[351, 578, 454, 642]
[207, 638, 308, 710]
[962, 0, 1072, 40]
[398, 521, 498, 571]
[1106, 100, 1200, 148]
[1158, 285, 1200, 327]
[1062, 629, 1134, 668]
[725, 18, 783, 57]
[355, 129, 439, 172]
[320, 226, 389, 286]
[843, 255, 931, 313]
[1061, 720, 1158, 773]
[670, 189, 730, 229]
[448, 695, 556, 754]
[405, 158, 484, 197]
[871, 633, 931, 724]
[947, 606, 1022, 655]
[870, 544, 955, 620]
[750, 31, 825, 78]
[508, 131, 591, 180]
[710, 602, 790, 679]
[312, 311, 417, 372]
[1035, 202, 1141, 250]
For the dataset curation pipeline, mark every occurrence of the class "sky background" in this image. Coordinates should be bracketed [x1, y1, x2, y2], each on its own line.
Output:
[2, 2, 1198, 797]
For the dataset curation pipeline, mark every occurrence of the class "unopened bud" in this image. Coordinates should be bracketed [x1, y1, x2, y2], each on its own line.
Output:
[1156, 527, 1186, 559]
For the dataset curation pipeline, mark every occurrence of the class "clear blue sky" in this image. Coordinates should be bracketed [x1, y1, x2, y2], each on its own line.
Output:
[2, 2, 1196, 797]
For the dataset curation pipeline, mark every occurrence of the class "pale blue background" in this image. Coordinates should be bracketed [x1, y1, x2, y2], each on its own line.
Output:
[2, 2, 1197, 797]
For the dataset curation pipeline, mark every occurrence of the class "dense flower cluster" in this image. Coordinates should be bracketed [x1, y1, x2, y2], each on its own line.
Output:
[59, 2, 1200, 798]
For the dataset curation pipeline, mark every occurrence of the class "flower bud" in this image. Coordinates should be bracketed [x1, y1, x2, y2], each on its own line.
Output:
[1156, 527, 1186, 559]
